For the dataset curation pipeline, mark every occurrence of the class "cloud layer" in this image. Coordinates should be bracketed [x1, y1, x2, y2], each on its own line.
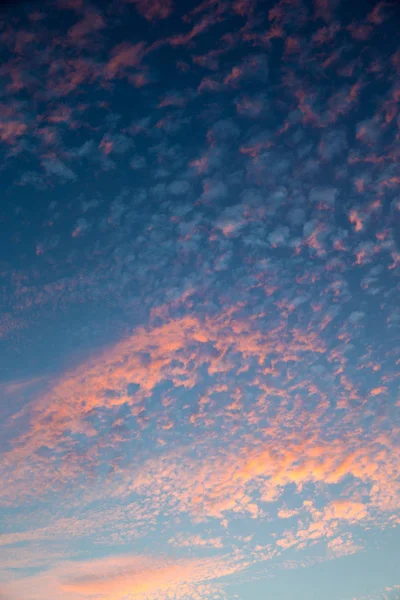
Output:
[0, 0, 399, 599]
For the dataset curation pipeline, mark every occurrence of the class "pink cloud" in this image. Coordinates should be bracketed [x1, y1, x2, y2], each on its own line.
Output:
[105, 42, 146, 80]
[0, 120, 27, 144]
[2, 553, 245, 600]
[168, 15, 216, 47]
[68, 7, 105, 41]
[170, 534, 224, 549]
[127, 0, 174, 21]
[324, 499, 369, 522]
[2, 294, 398, 529]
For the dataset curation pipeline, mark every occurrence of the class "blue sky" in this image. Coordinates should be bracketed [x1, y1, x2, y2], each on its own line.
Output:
[0, 0, 399, 599]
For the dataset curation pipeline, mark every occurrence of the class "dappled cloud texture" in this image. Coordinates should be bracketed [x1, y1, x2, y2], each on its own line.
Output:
[0, 0, 399, 599]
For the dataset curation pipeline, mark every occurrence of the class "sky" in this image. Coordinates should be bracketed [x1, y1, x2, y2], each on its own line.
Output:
[0, 0, 399, 598]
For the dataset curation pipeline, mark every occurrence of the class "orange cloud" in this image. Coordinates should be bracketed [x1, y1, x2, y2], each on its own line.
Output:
[276, 498, 369, 551]
[370, 387, 388, 396]
[2, 299, 398, 566]
[1, 304, 329, 502]
[3, 553, 245, 600]
[327, 534, 363, 557]
[349, 209, 364, 232]
[323, 499, 369, 522]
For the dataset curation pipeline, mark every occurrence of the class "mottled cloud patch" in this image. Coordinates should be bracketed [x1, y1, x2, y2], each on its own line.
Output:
[0, 0, 399, 597]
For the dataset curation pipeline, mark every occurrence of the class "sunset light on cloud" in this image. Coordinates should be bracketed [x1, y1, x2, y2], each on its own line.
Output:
[0, 0, 399, 599]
